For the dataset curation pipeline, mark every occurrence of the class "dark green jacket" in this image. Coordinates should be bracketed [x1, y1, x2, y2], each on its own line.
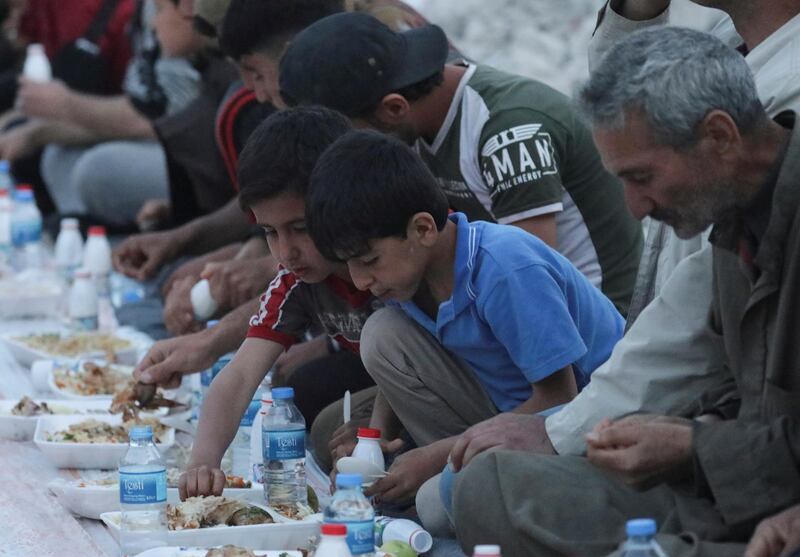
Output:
[692, 112, 800, 528]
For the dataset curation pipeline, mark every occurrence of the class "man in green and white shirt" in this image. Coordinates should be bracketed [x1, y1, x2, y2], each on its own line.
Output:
[279, 12, 642, 315]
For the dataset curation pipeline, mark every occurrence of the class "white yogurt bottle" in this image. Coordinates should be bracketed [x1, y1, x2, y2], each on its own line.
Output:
[23, 44, 52, 82]
[83, 225, 112, 276]
[352, 427, 385, 473]
[54, 218, 84, 280]
[69, 268, 98, 330]
[190, 278, 218, 321]
[315, 523, 353, 557]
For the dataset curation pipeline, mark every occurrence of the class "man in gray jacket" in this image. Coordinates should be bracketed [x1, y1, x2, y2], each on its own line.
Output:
[454, 26, 800, 557]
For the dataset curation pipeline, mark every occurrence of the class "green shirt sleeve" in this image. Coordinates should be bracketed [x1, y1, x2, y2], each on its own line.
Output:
[478, 107, 569, 224]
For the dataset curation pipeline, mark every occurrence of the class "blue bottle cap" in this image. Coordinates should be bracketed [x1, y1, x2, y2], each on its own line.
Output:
[122, 290, 143, 304]
[14, 189, 33, 202]
[272, 387, 295, 400]
[206, 320, 220, 328]
[626, 518, 656, 537]
[336, 473, 363, 488]
[0, 160, 9, 172]
[129, 426, 153, 441]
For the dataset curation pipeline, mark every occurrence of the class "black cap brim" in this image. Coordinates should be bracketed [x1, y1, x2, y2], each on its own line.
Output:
[389, 24, 449, 90]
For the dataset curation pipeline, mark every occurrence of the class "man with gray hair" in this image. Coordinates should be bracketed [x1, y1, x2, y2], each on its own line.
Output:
[453, 26, 800, 557]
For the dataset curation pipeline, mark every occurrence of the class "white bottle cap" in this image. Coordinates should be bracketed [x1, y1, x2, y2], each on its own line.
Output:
[74, 268, 91, 279]
[190, 278, 218, 321]
[473, 545, 501, 556]
[61, 218, 79, 229]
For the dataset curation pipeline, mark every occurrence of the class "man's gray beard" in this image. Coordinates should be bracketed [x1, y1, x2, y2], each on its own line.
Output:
[655, 180, 741, 239]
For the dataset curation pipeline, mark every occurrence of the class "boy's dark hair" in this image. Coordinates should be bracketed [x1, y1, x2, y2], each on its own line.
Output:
[237, 106, 352, 210]
[307, 130, 449, 261]
[220, 0, 344, 60]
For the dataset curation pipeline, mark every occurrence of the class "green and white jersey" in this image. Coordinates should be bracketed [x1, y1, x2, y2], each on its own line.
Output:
[416, 64, 642, 315]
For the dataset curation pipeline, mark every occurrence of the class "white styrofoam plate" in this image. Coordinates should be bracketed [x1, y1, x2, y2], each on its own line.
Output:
[48, 476, 266, 520]
[34, 414, 175, 469]
[101, 506, 321, 550]
[2, 327, 146, 367]
[32, 359, 135, 400]
[0, 398, 110, 441]
[133, 549, 303, 557]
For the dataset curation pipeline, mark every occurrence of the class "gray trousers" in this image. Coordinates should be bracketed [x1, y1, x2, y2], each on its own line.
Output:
[42, 140, 168, 226]
[454, 452, 747, 557]
[309, 307, 498, 533]
[359, 307, 497, 447]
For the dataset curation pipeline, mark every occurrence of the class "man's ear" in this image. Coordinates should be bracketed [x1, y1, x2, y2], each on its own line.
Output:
[407, 212, 438, 246]
[373, 94, 412, 127]
[698, 109, 742, 160]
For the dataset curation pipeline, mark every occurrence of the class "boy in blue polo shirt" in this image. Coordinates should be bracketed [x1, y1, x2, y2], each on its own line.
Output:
[307, 130, 624, 506]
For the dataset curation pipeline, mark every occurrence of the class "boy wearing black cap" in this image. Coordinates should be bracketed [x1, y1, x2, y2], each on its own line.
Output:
[279, 11, 643, 318]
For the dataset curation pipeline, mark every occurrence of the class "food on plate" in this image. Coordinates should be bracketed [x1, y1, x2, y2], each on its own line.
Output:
[46, 417, 167, 443]
[272, 502, 315, 521]
[53, 361, 130, 396]
[224, 475, 252, 489]
[76, 476, 118, 488]
[204, 547, 258, 557]
[14, 332, 131, 360]
[165, 469, 252, 489]
[166, 496, 273, 530]
[12, 396, 53, 416]
[109, 380, 182, 420]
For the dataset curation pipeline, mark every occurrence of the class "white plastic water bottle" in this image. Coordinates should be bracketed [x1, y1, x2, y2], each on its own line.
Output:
[316, 523, 354, 557]
[352, 427, 385, 474]
[54, 218, 84, 280]
[199, 323, 223, 404]
[231, 387, 263, 480]
[10, 185, 42, 270]
[110, 272, 146, 308]
[23, 43, 52, 82]
[69, 268, 98, 330]
[119, 426, 168, 556]
[473, 545, 502, 557]
[83, 225, 112, 276]
[0, 160, 13, 192]
[0, 189, 11, 264]
[620, 519, 668, 557]
[249, 389, 272, 483]
[325, 473, 374, 556]
[263, 386, 307, 506]
[375, 517, 433, 554]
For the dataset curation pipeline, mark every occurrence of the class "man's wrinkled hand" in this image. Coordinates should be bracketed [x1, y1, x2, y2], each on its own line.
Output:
[364, 445, 442, 504]
[746, 504, 800, 557]
[134, 331, 218, 389]
[163, 276, 203, 335]
[112, 230, 181, 281]
[586, 415, 693, 489]
[202, 257, 274, 311]
[449, 413, 554, 472]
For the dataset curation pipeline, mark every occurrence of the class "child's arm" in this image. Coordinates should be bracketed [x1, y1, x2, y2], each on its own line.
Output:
[180, 337, 284, 499]
[512, 365, 577, 415]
